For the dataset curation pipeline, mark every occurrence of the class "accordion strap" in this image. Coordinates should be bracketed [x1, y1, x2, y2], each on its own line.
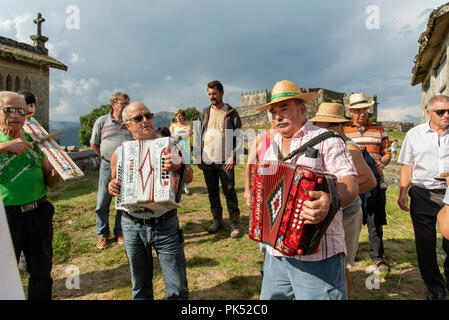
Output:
[281, 130, 344, 162]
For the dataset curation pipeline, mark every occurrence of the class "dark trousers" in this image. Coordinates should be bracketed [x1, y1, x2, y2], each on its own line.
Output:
[202, 163, 240, 214]
[5, 201, 54, 300]
[409, 186, 449, 295]
[367, 212, 384, 260]
[367, 188, 385, 261]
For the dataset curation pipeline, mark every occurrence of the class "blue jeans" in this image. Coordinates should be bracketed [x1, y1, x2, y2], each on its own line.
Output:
[121, 213, 189, 300]
[95, 159, 122, 237]
[260, 253, 347, 300]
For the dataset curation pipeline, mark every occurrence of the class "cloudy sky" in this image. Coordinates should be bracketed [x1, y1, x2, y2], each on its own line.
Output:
[0, 0, 446, 122]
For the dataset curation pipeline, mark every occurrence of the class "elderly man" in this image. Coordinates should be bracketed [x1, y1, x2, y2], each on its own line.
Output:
[397, 95, 449, 300]
[90, 92, 133, 249]
[108, 102, 192, 300]
[344, 93, 391, 272]
[254, 80, 358, 300]
[0, 91, 60, 299]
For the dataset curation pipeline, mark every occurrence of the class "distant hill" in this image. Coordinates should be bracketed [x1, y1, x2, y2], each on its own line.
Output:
[49, 111, 175, 147]
[49, 121, 81, 147]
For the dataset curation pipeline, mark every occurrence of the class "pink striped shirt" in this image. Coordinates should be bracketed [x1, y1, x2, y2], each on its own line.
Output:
[263, 121, 358, 261]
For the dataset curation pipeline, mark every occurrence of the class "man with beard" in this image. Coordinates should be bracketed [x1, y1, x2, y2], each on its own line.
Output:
[108, 102, 192, 300]
[196, 80, 243, 238]
[398, 95, 449, 300]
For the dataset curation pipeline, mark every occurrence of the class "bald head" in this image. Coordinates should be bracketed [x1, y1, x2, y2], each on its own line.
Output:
[122, 102, 150, 122]
[427, 95, 449, 110]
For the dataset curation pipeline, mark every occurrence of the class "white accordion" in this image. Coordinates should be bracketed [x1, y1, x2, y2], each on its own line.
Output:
[115, 137, 186, 211]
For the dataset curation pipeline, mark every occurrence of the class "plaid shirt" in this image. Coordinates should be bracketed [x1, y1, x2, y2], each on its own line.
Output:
[263, 121, 358, 261]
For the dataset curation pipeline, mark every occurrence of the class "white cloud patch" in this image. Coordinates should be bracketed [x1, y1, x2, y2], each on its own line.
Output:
[378, 105, 421, 122]
[69, 52, 85, 64]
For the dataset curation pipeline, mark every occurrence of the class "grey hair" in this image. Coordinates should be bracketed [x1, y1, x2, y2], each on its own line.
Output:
[427, 95, 449, 110]
[0, 91, 24, 108]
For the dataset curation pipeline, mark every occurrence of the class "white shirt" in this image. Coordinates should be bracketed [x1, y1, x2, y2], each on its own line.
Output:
[264, 121, 358, 261]
[398, 121, 449, 190]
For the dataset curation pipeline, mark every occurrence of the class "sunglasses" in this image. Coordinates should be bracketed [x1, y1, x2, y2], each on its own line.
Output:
[1, 106, 26, 116]
[128, 112, 154, 123]
[433, 109, 449, 117]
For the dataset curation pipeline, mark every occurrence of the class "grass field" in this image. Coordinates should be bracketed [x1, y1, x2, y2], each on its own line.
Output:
[20, 154, 446, 300]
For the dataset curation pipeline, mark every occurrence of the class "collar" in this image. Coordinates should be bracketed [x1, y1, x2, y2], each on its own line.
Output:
[274, 120, 309, 145]
[424, 120, 449, 135]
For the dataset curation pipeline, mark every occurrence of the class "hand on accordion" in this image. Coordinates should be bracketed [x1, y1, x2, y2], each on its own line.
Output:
[162, 146, 182, 172]
[301, 190, 331, 224]
[108, 178, 121, 197]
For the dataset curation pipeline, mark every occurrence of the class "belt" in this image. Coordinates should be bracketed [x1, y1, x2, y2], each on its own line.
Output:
[431, 189, 446, 194]
[122, 209, 177, 226]
[6, 196, 48, 213]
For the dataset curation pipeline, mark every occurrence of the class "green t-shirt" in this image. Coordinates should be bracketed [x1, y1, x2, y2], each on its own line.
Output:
[0, 131, 47, 206]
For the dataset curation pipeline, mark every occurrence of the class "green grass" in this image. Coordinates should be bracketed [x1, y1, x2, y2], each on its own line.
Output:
[25, 141, 444, 300]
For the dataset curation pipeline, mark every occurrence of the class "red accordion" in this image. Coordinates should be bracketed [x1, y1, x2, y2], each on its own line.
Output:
[249, 161, 339, 256]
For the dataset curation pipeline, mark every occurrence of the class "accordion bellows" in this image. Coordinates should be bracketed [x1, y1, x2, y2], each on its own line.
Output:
[249, 161, 339, 256]
[116, 137, 185, 211]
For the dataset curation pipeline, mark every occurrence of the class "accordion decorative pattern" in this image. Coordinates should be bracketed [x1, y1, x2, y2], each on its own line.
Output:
[116, 137, 183, 211]
[249, 161, 337, 256]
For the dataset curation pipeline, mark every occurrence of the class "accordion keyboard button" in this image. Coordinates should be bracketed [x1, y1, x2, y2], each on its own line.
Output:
[292, 223, 296, 228]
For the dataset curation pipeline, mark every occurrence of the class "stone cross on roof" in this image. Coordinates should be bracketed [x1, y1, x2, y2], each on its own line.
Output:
[30, 12, 48, 54]
[33, 12, 45, 37]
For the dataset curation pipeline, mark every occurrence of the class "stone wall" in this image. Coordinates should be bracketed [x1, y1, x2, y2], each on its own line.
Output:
[378, 121, 418, 133]
[0, 60, 50, 130]
[68, 149, 101, 173]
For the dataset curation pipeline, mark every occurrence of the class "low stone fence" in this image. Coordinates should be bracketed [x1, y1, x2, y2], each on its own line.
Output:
[66, 148, 101, 172]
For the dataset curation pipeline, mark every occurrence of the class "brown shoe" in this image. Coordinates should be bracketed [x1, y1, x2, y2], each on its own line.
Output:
[116, 234, 124, 245]
[96, 236, 108, 250]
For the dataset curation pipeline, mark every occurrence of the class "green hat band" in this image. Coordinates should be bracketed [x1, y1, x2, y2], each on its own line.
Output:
[271, 92, 300, 101]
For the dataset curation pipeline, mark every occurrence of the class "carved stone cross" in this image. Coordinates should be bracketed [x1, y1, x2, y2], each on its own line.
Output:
[34, 12, 45, 37]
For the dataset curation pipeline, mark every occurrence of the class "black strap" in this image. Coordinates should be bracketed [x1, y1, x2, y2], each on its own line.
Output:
[282, 130, 345, 162]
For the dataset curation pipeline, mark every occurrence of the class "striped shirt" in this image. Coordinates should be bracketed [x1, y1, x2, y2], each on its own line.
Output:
[344, 120, 391, 177]
[90, 112, 133, 161]
[263, 121, 358, 261]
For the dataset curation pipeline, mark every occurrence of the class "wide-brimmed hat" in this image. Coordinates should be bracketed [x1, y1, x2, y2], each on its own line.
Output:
[348, 92, 374, 109]
[309, 103, 352, 124]
[256, 80, 318, 111]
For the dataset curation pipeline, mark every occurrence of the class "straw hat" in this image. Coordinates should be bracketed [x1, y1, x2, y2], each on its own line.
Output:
[309, 103, 352, 124]
[256, 80, 318, 111]
[348, 92, 374, 109]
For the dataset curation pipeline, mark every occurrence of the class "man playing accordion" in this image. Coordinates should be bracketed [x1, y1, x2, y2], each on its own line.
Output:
[108, 102, 193, 300]
[252, 80, 359, 300]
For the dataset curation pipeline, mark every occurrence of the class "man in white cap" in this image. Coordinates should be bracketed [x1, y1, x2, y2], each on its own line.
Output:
[256, 80, 359, 300]
[344, 93, 391, 273]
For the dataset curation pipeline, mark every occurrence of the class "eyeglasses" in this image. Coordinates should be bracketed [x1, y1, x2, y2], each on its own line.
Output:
[350, 107, 369, 114]
[1, 106, 26, 116]
[114, 102, 129, 107]
[433, 109, 449, 116]
[128, 113, 153, 123]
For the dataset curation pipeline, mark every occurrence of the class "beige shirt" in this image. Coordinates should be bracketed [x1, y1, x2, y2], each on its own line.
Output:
[203, 104, 228, 163]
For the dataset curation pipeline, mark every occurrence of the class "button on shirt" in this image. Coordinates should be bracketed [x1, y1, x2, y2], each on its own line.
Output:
[90, 112, 133, 161]
[398, 121, 449, 190]
[263, 121, 358, 261]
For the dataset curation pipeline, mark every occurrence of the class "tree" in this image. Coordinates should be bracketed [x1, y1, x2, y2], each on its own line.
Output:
[184, 107, 200, 121]
[79, 104, 110, 146]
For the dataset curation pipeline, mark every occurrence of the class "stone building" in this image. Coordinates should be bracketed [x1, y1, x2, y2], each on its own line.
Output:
[237, 87, 377, 127]
[0, 13, 67, 130]
[411, 2, 449, 123]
